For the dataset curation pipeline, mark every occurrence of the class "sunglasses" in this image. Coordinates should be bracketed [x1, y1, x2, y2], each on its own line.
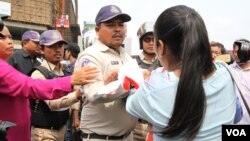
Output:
[143, 37, 154, 43]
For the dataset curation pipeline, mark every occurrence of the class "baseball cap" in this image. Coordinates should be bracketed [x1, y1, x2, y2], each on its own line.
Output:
[95, 5, 131, 25]
[22, 30, 40, 42]
[39, 30, 67, 46]
[64, 43, 80, 58]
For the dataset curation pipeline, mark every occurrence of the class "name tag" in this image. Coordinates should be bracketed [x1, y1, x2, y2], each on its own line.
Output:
[111, 61, 119, 65]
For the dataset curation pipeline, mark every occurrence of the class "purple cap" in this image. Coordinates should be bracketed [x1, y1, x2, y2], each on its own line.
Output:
[22, 30, 40, 42]
[39, 30, 67, 46]
[95, 5, 131, 25]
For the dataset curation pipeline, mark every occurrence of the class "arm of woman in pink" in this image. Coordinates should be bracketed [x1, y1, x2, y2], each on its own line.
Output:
[0, 59, 98, 99]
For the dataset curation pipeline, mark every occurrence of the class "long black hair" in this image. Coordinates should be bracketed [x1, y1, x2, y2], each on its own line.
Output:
[154, 5, 214, 140]
[0, 19, 4, 32]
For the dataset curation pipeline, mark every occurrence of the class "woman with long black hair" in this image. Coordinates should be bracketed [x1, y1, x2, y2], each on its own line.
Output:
[126, 5, 236, 141]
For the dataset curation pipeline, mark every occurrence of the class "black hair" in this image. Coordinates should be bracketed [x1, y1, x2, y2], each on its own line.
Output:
[0, 16, 9, 32]
[64, 43, 80, 58]
[0, 21, 3, 32]
[154, 5, 214, 140]
[210, 41, 227, 54]
[0, 18, 4, 32]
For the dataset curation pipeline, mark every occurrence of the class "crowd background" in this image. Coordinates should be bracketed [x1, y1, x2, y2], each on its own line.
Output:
[1, 1, 250, 141]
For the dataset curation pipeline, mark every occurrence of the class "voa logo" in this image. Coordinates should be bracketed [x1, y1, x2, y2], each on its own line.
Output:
[226, 129, 246, 136]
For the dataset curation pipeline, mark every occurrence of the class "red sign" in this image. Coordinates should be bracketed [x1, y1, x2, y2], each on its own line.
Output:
[56, 18, 69, 28]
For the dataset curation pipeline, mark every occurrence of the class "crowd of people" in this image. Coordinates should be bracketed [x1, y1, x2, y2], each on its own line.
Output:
[1, 3, 250, 141]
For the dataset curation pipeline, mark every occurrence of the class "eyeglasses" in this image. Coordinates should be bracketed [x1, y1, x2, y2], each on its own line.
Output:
[143, 37, 154, 43]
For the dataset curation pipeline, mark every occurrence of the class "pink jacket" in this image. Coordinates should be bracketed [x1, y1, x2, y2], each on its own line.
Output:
[0, 59, 73, 141]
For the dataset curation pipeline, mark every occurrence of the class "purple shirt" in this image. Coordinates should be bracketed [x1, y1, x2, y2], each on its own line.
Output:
[0, 59, 73, 141]
[229, 62, 250, 124]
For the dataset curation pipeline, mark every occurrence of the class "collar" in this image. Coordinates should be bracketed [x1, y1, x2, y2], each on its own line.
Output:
[231, 61, 250, 71]
[41, 60, 62, 71]
[231, 61, 240, 68]
[139, 52, 156, 64]
[20, 48, 31, 58]
[95, 40, 126, 54]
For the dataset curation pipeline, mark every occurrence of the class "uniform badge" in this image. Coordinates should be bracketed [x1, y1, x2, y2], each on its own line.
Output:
[81, 58, 91, 67]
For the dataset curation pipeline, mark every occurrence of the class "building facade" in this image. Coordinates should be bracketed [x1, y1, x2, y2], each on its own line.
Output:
[0, 0, 80, 49]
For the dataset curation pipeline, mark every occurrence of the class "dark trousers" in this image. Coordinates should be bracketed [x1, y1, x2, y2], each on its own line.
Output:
[0, 130, 7, 141]
[64, 119, 72, 141]
[64, 119, 81, 141]
[0, 120, 16, 141]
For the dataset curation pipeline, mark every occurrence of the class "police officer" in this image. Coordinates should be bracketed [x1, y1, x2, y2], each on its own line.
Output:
[74, 5, 137, 141]
[30, 30, 81, 141]
[132, 21, 157, 70]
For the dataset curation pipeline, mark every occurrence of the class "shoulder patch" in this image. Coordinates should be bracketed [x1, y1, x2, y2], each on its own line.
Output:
[81, 58, 91, 67]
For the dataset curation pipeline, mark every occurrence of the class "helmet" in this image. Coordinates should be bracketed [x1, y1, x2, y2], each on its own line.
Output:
[137, 21, 154, 38]
[82, 29, 97, 49]
[233, 39, 250, 63]
[137, 21, 154, 49]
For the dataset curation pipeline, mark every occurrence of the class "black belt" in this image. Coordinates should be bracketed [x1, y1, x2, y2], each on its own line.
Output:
[33, 125, 61, 130]
[81, 132, 130, 140]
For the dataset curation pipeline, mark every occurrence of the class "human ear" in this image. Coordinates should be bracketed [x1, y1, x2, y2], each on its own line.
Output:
[23, 40, 28, 45]
[158, 40, 165, 57]
[95, 26, 100, 36]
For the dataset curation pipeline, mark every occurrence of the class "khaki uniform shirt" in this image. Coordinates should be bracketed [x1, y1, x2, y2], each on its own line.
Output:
[31, 60, 79, 110]
[75, 40, 137, 135]
[139, 53, 156, 65]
